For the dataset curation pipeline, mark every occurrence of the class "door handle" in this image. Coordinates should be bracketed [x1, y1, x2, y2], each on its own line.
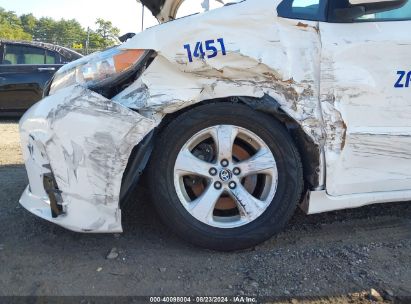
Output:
[38, 67, 56, 72]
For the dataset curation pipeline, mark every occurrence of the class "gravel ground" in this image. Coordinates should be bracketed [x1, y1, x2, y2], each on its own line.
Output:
[0, 120, 410, 303]
[0, 120, 23, 166]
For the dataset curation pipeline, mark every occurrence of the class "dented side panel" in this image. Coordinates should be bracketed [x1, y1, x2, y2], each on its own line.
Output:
[20, 0, 329, 233]
[320, 21, 411, 196]
[18, 0, 411, 233]
[117, 0, 325, 148]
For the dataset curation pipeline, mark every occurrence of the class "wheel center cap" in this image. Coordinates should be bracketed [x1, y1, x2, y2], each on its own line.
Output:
[219, 169, 233, 182]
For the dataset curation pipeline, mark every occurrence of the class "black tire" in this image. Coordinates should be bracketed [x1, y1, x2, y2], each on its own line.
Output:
[147, 103, 303, 251]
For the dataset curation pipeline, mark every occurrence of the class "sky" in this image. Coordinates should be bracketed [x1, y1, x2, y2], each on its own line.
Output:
[0, 0, 227, 34]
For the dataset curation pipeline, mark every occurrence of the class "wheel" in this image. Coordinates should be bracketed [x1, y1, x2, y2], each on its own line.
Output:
[147, 103, 303, 251]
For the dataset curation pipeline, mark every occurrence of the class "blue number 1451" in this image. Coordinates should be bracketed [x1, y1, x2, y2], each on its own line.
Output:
[184, 38, 227, 63]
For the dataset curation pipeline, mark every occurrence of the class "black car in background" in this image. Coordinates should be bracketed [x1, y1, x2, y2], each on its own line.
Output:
[0, 40, 82, 116]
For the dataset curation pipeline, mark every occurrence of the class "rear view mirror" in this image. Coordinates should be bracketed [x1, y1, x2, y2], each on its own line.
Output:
[333, 0, 408, 22]
[358, 0, 407, 14]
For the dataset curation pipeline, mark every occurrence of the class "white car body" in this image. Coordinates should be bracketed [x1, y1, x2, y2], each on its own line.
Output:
[19, 0, 411, 232]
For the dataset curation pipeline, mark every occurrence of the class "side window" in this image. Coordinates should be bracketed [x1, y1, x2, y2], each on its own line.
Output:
[46, 50, 60, 64]
[3, 44, 18, 64]
[329, 0, 411, 23]
[1, 44, 10, 64]
[356, 0, 411, 21]
[277, 0, 326, 21]
[4, 44, 45, 65]
[60, 54, 73, 64]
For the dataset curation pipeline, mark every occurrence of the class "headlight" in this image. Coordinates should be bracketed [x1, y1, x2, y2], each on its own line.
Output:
[49, 47, 151, 95]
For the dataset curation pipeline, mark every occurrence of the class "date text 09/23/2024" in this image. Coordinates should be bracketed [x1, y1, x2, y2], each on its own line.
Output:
[149, 296, 257, 303]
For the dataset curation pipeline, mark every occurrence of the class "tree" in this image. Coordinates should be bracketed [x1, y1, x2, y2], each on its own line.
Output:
[88, 31, 105, 49]
[33, 17, 57, 43]
[54, 19, 86, 47]
[95, 18, 120, 48]
[0, 7, 120, 53]
[0, 8, 31, 40]
[20, 13, 37, 36]
[0, 8, 22, 28]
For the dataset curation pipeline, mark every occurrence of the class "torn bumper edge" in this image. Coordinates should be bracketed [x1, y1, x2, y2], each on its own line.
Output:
[19, 85, 156, 233]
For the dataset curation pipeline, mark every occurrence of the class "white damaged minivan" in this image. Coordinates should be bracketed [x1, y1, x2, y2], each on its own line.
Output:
[19, 0, 411, 250]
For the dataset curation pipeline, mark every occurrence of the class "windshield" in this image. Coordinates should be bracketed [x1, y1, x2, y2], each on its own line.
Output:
[140, 0, 243, 29]
[176, 0, 238, 18]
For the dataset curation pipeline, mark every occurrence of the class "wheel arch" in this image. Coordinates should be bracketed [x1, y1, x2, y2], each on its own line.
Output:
[236, 95, 322, 192]
[120, 95, 322, 206]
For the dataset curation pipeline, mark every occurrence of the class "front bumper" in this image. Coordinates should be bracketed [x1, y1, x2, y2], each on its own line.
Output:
[19, 85, 155, 232]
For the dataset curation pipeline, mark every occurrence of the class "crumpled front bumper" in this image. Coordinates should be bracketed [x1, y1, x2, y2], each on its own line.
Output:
[19, 85, 155, 232]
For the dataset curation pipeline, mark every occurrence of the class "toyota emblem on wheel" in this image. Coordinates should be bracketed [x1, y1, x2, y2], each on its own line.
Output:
[219, 169, 233, 182]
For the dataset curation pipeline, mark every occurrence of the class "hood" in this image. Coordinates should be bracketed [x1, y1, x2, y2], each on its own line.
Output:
[139, 0, 185, 23]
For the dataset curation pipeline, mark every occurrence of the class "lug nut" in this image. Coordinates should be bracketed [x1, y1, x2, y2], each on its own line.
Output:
[233, 167, 241, 175]
[209, 168, 218, 176]
[214, 181, 222, 190]
[221, 159, 229, 167]
[229, 181, 237, 190]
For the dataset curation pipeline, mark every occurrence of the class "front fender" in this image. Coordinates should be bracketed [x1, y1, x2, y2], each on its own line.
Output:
[19, 85, 155, 232]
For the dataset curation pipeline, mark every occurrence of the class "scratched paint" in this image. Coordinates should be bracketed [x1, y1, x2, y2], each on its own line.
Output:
[320, 21, 411, 196]
[118, 0, 325, 145]
[20, 85, 155, 232]
[19, 0, 411, 232]
[19, 0, 326, 232]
